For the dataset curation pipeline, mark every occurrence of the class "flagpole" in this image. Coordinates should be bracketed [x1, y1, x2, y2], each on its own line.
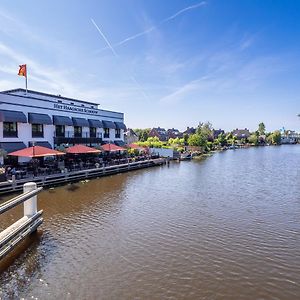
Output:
[25, 66, 28, 94]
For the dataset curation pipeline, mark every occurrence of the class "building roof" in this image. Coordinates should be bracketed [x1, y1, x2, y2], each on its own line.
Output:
[1, 88, 99, 106]
[232, 128, 250, 137]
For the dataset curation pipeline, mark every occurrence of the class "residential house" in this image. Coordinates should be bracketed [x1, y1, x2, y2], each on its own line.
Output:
[232, 128, 250, 140]
[167, 128, 183, 139]
[280, 128, 299, 144]
[124, 128, 138, 144]
[212, 129, 225, 139]
[149, 127, 168, 141]
[183, 127, 196, 136]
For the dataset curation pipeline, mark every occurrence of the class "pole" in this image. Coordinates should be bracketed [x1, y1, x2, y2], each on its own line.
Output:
[23, 182, 37, 217]
[25, 66, 28, 94]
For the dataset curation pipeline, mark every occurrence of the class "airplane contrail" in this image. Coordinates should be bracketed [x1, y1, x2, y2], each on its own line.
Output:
[112, 1, 206, 48]
[91, 18, 148, 99]
[162, 1, 206, 23]
[91, 18, 118, 58]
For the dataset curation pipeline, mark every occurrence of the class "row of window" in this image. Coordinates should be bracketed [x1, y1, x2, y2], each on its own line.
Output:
[3, 122, 121, 139]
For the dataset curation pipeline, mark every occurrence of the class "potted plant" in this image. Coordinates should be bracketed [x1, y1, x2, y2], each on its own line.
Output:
[0, 167, 7, 182]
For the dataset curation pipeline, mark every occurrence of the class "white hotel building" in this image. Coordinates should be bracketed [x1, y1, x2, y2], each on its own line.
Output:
[0, 88, 126, 162]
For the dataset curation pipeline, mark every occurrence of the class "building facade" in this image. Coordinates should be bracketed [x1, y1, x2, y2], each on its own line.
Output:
[0, 89, 126, 157]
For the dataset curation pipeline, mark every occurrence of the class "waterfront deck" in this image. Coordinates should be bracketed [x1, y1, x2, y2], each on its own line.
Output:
[0, 158, 165, 195]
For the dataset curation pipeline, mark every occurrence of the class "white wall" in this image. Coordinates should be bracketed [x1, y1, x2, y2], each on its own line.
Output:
[0, 92, 126, 146]
[149, 147, 174, 158]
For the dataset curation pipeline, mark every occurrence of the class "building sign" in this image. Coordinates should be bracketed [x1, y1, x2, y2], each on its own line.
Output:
[54, 103, 98, 115]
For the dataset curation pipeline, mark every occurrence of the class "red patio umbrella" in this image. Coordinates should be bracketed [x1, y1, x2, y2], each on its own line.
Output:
[8, 145, 65, 158]
[101, 143, 125, 152]
[65, 144, 101, 154]
[128, 143, 146, 151]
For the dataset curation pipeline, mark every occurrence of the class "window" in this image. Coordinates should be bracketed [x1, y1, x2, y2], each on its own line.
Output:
[104, 128, 110, 138]
[90, 127, 96, 138]
[115, 128, 121, 138]
[3, 122, 17, 137]
[32, 124, 44, 138]
[55, 125, 65, 137]
[74, 126, 82, 137]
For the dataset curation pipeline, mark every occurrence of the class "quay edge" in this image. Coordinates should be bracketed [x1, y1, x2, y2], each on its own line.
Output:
[0, 158, 166, 196]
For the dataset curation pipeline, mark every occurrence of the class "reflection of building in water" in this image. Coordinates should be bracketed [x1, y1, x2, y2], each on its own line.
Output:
[0, 89, 126, 163]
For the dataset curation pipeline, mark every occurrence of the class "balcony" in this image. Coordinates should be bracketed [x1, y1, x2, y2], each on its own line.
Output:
[54, 131, 102, 145]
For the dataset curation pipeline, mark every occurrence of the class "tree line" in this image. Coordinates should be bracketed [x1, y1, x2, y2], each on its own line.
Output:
[133, 122, 282, 151]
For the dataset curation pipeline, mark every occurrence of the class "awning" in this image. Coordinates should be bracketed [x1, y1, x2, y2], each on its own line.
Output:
[0, 110, 27, 123]
[102, 120, 116, 129]
[29, 141, 52, 149]
[53, 115, 73, 126]
[28, 113, 52, 125]
[88, 119, 103, 128]
[114, 122, 127, 130]
[72, 117, 89, 127]
[0, 142, 26, 153]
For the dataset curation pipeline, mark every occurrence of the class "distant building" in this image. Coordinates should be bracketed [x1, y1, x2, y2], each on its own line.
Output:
[232, 128, 250, 139]
[280, 128, 299, 144]
[125, 128, 138, 144]
[149, 127, 168, 141]
[183, 127, 196, 136]
[167, 128, 183, 139]
[212, 129, 225, 139]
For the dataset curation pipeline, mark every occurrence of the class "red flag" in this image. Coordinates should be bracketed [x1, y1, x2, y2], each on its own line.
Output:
[18, 64, 27, 77]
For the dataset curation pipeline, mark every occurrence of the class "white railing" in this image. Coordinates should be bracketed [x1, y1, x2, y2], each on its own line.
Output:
[0, 182, 43, 260]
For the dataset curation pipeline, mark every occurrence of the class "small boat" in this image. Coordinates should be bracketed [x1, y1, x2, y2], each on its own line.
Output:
[180, 153, 192, 161]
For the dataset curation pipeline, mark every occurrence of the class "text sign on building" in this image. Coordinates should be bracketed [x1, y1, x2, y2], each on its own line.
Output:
[54, 104, 98, 115]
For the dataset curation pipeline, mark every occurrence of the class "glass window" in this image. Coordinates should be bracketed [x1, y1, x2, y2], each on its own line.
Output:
[90, 127, 96, 138]
[3, 122, 17, 137]
[55, 125, 65, 137]
[74, 126, 82, 137]
[115, 128, 121, 138]
[104, 128, 110, 138]
[32, 124, 44, 138]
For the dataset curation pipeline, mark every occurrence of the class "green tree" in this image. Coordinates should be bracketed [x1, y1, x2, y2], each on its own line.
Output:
[248, 133, 259, 145]
[134, 128, 150, 142]
[216, 133, 227, 146]
[266, 130, 281, 145]
[272, 130, 282, 145]
[196, 122, 213, 141]
[258, 122, 266, 135]
[188, 133, 207, 147]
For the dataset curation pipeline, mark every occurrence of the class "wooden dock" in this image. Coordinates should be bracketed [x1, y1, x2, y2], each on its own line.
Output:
[0, 158, 166, 196]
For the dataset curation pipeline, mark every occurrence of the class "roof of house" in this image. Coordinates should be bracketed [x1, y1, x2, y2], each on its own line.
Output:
[232, 128, 250, 137]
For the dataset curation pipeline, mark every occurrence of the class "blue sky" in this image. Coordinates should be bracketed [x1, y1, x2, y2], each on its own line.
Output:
[0, 0, 299, 131]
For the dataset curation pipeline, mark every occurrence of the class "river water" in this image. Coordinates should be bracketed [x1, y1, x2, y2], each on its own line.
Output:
[0, 146, 299, 299]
